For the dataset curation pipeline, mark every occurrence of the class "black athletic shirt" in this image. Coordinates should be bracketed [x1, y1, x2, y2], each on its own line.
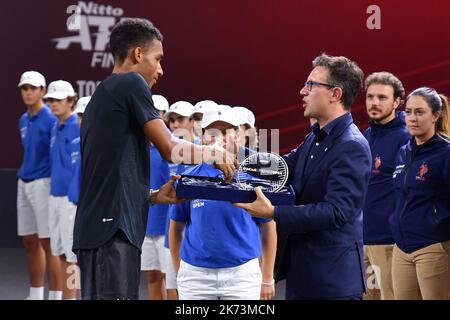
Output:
[73, 72, 160, 251]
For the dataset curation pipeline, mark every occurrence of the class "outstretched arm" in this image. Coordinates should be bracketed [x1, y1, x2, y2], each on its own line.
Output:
[143, 118, 237, 180]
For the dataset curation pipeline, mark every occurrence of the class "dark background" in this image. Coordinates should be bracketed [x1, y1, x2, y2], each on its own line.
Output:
[1, 0, 450, 246]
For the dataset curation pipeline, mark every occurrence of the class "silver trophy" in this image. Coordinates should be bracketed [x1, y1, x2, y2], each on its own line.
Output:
[236, 152, 289, 193]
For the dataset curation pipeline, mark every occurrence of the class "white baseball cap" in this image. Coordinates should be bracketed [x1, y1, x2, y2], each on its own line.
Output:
[218, 104, 233, 110]
[167, 101, 194, 117]
[201, 104, 239, 128]
[192, 100, 218, 116]
[44, 80, 76, 100]
[152, 95, 169, 112]
[18, 71, 46, 88]
[233, 106, 256, 127]
[73, 96, 91, 114]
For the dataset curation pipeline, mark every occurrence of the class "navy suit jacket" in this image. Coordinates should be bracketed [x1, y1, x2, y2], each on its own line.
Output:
[274, 113, 372, 299]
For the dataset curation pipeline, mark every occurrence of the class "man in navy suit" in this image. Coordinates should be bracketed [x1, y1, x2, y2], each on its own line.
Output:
[236, 54, 372, 299]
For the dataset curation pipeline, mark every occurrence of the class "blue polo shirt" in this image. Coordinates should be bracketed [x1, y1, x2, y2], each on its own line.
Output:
[68, 137, 81, 205]
[146, 146, 170, 236]
[18, 105, 57, 181]
[170, 162, 270, 268]
[164, 136, 201, 247]
[50, 114, 80, 196]
[168, 136, 201, 176]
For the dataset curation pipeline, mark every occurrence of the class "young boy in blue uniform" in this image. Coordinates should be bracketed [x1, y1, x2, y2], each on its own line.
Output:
[17, 71, 61, 300]
[163, 100, 197, 299]
[191, 100, 218, 138]
[169, 106, 276, 300]
[46, 80, 80, 300]
[140, 94, 171, 300]
[68, 96, 91, 208]
[233, 106, 259, 153]
[65, 96, 91, 299]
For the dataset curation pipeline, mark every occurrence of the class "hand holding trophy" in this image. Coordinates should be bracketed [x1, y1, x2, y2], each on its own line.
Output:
[236, 152, 289, 193]
[233, 152, 290, 218]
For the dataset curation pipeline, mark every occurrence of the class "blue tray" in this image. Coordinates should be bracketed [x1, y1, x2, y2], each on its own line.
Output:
[175, 175, 295, 205]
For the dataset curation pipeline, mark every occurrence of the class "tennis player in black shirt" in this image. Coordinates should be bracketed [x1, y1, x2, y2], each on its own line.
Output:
[73, 18, 236, 300]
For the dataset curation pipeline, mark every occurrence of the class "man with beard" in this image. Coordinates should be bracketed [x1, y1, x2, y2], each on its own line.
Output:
[362, 72, 410, 300]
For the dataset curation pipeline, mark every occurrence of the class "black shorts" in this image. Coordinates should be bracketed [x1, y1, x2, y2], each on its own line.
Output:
[76, 230, 141, 300]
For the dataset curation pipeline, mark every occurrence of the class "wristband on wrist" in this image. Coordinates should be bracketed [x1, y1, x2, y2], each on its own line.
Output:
[149, 189, 157, 206]
[261, 279, 275, 287]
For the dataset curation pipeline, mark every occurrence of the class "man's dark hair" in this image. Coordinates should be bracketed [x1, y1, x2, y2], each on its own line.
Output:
[365, 71, 405, 103]
[312, 54, 364, 110]
[109, 18, 163, 63]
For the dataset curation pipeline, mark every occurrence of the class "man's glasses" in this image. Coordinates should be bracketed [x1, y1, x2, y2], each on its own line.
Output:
[304, 81, 336, 92]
